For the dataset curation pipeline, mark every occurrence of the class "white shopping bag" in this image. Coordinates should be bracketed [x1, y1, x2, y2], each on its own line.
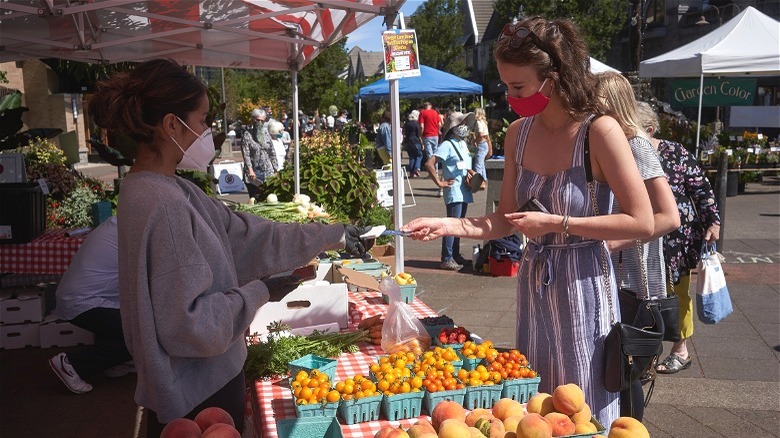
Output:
[696, 243, 733, 324]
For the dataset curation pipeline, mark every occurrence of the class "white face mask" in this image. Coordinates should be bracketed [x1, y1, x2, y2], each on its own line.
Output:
[171, 116, 215, 171]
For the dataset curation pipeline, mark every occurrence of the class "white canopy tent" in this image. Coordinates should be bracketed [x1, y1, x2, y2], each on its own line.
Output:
[639, 6, 780, 151]
[0, 0, 410, 269]
[590, 57, 620, 74]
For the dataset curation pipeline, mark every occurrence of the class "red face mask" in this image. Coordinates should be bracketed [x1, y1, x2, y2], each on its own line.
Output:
[507, 79, 550, 117]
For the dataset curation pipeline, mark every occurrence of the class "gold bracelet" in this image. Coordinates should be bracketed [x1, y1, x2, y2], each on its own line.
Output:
[561, 215, 570, 239]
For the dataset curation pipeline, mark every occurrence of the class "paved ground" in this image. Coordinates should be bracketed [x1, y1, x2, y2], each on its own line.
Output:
[1, 161, 777, 437]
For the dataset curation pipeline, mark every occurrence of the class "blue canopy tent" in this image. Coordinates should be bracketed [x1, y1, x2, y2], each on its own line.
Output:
[358, 65, 483, 100]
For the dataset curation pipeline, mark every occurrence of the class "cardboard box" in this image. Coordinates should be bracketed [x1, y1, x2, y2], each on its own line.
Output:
[0, 323, 41, 349]
[0, 289, 45, 324]
[39, 316, 94, 348]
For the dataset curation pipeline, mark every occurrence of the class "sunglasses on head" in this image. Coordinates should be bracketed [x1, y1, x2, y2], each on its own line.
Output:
[498, 24, 560, 71]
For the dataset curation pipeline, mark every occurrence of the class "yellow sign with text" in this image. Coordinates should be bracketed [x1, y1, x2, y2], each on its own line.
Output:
[382, 29, 421, 80]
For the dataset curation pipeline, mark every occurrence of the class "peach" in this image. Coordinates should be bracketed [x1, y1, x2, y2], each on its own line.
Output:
[194, 407, 235, 432]
[465, 408, 492, 427]
[505, 434, 517, 438]
[503, 415, 524, 433]
[525, 392, 555, 416]
[544, 412, 575, 437]
[201, 423, 241, 438]
[407, 419, 436, 438]
[475, 416, 506, 438]
[375, 425, 397, 438]
[385, 428, 411, 438]
[516, 413, 553, 438]
[438, 418, 471, 438]
[431, 400, 467, 431]
[569, 403, 592, 424]
[491, 398, 524, 421]
[608, 417, 649, 438]
[574, 421, 598, 434]
[468, 427, 487, 438]
[551, 384, 585, 416]
[160, 418, 202, 438]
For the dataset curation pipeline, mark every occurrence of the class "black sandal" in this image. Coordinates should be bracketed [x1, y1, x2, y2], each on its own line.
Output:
[656, 354, 692, 374]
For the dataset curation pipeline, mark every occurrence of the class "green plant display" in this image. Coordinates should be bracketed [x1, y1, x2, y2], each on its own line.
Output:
[358, 204, 393, 245]
[49, 182, 103, 228]
[260, 131, 378, 223]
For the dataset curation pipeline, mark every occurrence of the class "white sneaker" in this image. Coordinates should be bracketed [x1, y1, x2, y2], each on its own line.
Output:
[49, 353, 93, 394]
[104, 361, 137, 378]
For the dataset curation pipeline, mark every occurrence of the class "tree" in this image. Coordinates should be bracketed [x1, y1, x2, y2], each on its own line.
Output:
[493, 0, 628, 59]
[408, 0, 466, 76]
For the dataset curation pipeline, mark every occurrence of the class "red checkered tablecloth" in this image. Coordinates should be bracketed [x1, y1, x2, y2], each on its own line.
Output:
[253, 289, 439, 438]
[0, 229, 87, 274]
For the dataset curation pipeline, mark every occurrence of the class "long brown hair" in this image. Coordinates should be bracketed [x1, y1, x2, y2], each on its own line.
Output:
[89, 59, 206, 145]
[494, 17, 606, 120]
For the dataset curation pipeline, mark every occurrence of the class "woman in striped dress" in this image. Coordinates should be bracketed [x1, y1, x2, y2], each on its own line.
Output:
[402, 17, 655, 427]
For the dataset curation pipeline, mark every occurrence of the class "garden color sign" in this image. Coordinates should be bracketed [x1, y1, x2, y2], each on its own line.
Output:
[382, 29, 421, 80]
[669, 78, 757, 108]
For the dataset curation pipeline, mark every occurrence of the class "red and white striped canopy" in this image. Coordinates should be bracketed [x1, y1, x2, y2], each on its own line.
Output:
[0, 0, 403, 70]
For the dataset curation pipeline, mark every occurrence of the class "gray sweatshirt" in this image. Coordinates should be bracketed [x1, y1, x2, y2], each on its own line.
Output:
[117, 171, 344, 422]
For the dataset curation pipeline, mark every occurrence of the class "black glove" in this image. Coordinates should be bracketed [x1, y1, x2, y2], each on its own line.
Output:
[344, 225, 376, 258]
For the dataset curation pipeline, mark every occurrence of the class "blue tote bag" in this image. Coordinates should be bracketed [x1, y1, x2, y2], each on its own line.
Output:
[696, 243, 733, 324]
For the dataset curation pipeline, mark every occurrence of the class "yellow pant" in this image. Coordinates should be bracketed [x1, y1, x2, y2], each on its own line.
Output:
[667, 271, 694, 339]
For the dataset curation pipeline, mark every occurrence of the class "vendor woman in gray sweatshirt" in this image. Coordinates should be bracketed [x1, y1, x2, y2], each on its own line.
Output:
[89, 59, 371, 437]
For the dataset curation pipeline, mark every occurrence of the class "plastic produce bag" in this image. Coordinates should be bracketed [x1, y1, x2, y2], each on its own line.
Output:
[380, 277, 431, 354]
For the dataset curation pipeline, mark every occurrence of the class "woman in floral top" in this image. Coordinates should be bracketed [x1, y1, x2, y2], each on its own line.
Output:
[638, 103, 721, 374]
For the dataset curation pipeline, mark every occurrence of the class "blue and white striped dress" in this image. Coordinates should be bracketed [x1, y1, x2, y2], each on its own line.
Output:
[513, 115, 620, 427]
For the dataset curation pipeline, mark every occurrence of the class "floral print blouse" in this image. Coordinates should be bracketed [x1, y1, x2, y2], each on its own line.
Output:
[657, 139, 721, 284]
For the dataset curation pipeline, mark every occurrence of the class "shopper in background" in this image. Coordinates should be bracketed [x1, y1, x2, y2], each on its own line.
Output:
[49, 216, 134, 395]
[595, 71, 680, 421]
[89, 59, 374, 437]
[403, 109, 423, 178]
[636, 102, 721, 375]
[419, 102, 442, 171]
[267, 120, 287, 171]
[241, 108, 276, 184]
[375, 110, 393, 165]
[403, 17, 656, 427]
[425, 112, 476, 271]
[473, 107, 493, 181]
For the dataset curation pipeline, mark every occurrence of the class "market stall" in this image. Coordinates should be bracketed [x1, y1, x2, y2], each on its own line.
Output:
[0, 229, 86, 275]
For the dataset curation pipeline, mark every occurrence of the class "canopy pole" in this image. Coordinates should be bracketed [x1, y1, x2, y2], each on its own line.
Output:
[358, 98, 362, 126]
[480, 94, 484, 109]
[695, 73, 704, 159]
[388, 11, 404, 274]
[292, 68, 301, 195]
[459, 97, 463, 112]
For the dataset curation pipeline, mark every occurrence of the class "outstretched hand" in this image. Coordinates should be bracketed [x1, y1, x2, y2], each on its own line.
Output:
[344, 225, 375, 257]
[400, 218, 449, 241]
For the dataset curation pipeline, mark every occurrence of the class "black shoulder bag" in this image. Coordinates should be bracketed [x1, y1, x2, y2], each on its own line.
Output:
[582, 121, 664, 395]
[618, 253, 681, 343]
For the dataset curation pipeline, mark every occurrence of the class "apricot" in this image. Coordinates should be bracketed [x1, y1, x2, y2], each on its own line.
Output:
[574, 421, 598, 434]
[385, 428, 411, 438]
[551, 384, 585, 416]
[407, 419, 436, 438]
[516, 413, 553, 438]
[160, 418, 202, 438]
[569, 403, 592, 424]
[431, 400, 466, 431]
[465, 408, 492, 427]
[526, 392, 555, 416]
[438, 418, 471, 438]
[201, 423, 241, 438]
[503, 415, 524, 433]
[194, 407, 235, 432]
[608, 417, 650, 438]
[491, 398, 524, 421]
[544, 412, 575, 437]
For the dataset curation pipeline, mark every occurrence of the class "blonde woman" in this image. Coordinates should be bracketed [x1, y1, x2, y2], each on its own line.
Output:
[473, 108, 493, 180]
[594, 71, 680, 420]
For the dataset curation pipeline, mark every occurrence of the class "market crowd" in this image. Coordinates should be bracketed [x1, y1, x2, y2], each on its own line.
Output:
[45, 14, 723, 437]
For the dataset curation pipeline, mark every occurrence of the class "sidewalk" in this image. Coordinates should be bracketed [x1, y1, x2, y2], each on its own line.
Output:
[0, 164, 776, 437]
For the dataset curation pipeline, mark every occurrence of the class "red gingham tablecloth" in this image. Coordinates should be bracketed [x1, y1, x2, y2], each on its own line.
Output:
[253, 289, 439, 438]
[0, 229, 87, 275]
